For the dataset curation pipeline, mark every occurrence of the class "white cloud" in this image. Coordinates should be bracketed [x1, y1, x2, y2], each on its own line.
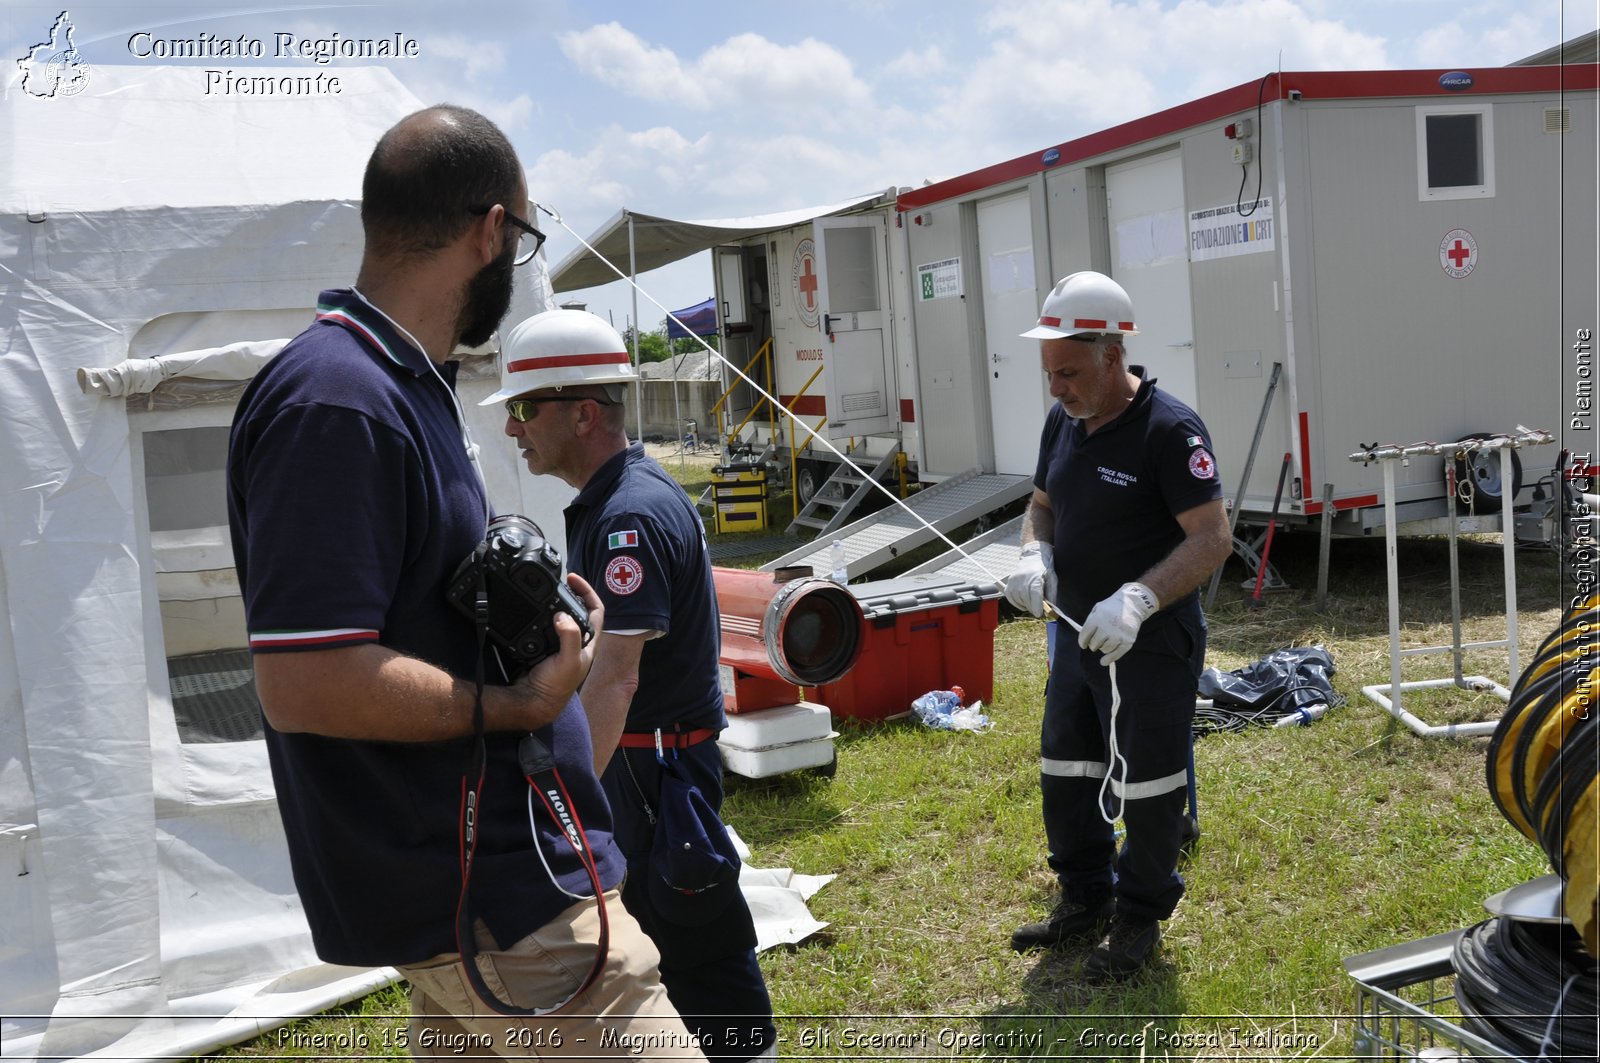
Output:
[528, 124, 712, 216]
[558, 21, 872, 126]
[908, 0, 1393, 168]
[558, 21, 710, 108]
[1408, 12, 1552, 67]
[881, 45, 948, 82]
[422, 34, 510, 84]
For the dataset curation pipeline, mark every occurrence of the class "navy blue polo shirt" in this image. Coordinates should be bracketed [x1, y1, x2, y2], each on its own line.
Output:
[565, 443, 725, 733]
[1035, 368, 1224, 621]
[227, 288, 623, 967]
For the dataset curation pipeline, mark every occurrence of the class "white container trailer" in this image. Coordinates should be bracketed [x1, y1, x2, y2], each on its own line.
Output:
[897, 63, 1597, 533]
[550, 193, 923, 514]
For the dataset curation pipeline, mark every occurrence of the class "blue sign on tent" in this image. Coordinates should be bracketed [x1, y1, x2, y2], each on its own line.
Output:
[666, 297, 718, 339]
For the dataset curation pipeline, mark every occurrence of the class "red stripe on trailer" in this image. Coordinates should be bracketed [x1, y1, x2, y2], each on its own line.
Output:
[898, 65, 1598, 212]
[781, 394, 826, 417]
[900, 399, 916, 423]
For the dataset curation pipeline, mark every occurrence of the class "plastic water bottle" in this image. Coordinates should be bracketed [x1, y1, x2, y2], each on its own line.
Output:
[830, 540, 847, 584]
[911, 689, 962, 720]
[1273, 702, 1329, 728]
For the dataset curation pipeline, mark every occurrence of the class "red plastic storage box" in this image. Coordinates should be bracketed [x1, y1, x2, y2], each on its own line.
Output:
[804, 573, 1002, 721]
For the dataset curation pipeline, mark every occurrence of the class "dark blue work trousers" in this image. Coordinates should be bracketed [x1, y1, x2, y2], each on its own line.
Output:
[1041, 604, 1205, 923]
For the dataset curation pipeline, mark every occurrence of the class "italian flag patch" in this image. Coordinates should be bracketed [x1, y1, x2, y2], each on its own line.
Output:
[608, 530, 639, 549]
[1186, 435, 1204, 448]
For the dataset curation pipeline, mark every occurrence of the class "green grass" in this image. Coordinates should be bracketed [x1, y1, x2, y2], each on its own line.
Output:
[210, 525, 1568, 1061]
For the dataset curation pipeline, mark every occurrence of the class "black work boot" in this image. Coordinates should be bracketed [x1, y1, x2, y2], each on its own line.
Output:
[1010, 896, 1113, 952]
[1083, 914, 1161, 981]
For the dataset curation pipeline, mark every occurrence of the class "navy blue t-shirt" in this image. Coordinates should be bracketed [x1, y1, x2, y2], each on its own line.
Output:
[1035, 368, 1224, 621]
[227, 288, 623, 967]
[565, 444, 725, 733]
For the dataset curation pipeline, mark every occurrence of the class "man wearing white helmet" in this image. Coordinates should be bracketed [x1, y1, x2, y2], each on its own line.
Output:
[1005, 271, 1231, 981]
[490, 309, 776, 1062]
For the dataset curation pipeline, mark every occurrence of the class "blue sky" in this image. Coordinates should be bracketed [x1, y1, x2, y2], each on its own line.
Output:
[5, 0, 1595, 332]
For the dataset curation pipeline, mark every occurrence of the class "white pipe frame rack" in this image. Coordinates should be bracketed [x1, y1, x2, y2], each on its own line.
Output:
[1347, 428, 1554, 739]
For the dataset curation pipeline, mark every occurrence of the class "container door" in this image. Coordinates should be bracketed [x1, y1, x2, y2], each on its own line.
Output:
[813, 215, 895, 438]
[977, 190, 1047, 475]
[1106, 149, 1197, 408]
[713, 245, 755, 429]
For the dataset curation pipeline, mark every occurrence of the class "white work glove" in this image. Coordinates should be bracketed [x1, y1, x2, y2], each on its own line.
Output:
[1078, 582, 1159, 664]
[1004, 542, 1057, 618]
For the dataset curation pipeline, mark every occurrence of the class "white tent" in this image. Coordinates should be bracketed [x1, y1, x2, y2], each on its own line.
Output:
[0, 66, 561, 1061]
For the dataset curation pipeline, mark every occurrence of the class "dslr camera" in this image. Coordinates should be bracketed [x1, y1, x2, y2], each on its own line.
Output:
[446, 515, 592, 676]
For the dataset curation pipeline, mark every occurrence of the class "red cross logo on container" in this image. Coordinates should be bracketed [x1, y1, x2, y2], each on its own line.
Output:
[604, 555, 644, 596]
[792, 238, 820, 328]
[1440, 229, 1478, 278]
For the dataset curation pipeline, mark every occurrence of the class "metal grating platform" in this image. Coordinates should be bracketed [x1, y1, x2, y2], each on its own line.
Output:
[903, 514, 1025, 587]
[760, 468, 1031, 580]
[169, 648, 264, 744]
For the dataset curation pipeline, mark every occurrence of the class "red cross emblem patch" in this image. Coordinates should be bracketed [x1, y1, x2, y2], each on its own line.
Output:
[604, 555, 644, 596]
[1188, 447, 1217, 480]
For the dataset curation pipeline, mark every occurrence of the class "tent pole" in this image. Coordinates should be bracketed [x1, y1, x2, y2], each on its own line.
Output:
[628, 212, 644, 443]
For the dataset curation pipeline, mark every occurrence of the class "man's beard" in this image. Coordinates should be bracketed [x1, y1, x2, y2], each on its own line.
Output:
[457, 246, 516, 348]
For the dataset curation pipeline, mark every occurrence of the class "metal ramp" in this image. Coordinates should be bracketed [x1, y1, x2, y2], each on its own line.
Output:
[904, 514, 1025, 586]
[760, 468, 1031, 580]
[787, 449, 899, 536]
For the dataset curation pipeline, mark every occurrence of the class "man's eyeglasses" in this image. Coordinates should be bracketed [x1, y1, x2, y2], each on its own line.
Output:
[505, 395, 617, 422]
[471, 205, 546, 266]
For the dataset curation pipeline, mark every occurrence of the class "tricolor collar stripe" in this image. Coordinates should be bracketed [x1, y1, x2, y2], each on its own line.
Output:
[507, 351, 631, 373]
[316, 304, 410, 369]
[250, 628, 379, 649]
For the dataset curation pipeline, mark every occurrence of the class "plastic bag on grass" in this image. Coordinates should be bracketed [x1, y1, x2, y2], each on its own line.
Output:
[912, 687, 993, 733]
[1197, 645, 1341, 729]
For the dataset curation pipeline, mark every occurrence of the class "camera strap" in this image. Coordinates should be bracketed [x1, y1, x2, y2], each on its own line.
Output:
[455, 571, 610, 1016]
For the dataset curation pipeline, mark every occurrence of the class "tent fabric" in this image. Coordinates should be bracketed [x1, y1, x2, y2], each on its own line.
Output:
[549, 192, 893, 293]
[666, 297, 718, 339]
[76, 340, 288, 398]
[0, 65, 568, 1062]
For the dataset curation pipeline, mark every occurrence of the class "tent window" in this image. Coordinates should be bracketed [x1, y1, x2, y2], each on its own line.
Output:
[1416, 104, 1494, 201]
[144, 426, 231, 531]
[141, 425, 260, 743]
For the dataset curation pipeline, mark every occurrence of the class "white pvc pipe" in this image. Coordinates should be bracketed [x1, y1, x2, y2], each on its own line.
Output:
[1384, 460, 1403, 714]
[1500, 446, 1519, 680]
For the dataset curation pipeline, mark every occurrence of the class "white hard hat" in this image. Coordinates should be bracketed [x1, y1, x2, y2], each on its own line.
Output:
[480, 308, 638, 405]
[1020, 271, 1139, 339]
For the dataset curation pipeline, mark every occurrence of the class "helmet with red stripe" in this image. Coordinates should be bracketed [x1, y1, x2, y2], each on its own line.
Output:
[1020, 271, 1139, 340]
[481, 308, 638, 405]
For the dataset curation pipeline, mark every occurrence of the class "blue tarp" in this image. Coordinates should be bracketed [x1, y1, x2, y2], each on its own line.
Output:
[666, 297, 717, 339]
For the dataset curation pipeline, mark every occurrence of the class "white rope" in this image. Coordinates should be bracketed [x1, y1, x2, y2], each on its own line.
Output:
[539, 204, 1130, 821]
[1051, 610, 1127, 827]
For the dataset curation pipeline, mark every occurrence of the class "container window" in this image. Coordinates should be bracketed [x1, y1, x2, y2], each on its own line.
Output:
[1416, 104, 1495, 201]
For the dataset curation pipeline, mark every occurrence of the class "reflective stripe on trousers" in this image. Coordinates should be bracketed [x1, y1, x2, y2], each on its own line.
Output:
[1040, 758, 1189, 800]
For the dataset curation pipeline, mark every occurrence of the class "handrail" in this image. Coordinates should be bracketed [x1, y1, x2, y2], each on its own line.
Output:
[710, 338, 773, 444]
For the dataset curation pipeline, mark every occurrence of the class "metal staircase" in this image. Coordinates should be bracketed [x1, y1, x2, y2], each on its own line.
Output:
[786, 448, 900, 536]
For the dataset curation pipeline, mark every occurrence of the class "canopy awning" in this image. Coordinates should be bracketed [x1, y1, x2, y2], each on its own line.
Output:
[549, 191, 894, 293]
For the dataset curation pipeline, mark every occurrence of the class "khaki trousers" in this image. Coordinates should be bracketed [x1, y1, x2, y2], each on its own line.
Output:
[398, 890, 707, 1060]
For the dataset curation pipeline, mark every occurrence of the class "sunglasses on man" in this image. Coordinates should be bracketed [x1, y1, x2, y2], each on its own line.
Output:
[504, 395, 618, 422]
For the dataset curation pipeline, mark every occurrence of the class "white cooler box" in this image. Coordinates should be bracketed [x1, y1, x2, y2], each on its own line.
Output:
[718, 701, 837, 779]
